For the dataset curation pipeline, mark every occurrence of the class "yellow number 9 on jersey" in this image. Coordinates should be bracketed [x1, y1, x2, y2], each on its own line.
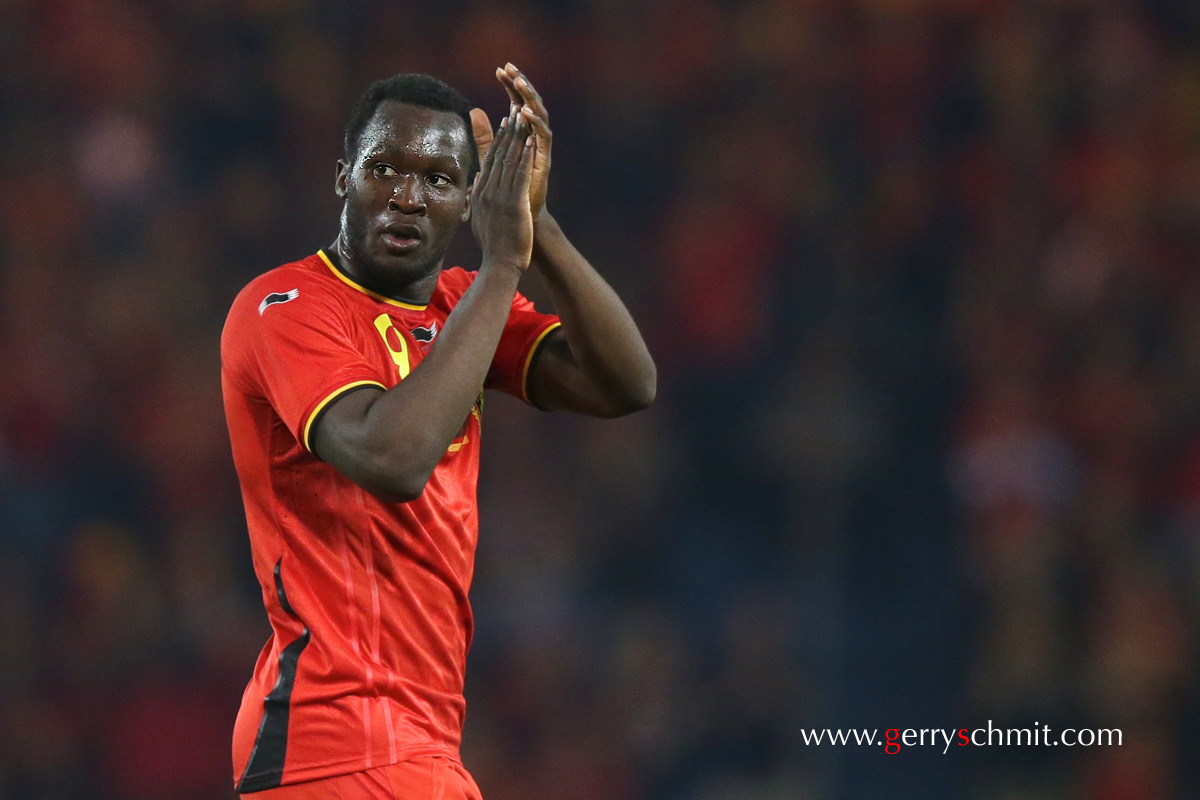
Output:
[373, 314, 411, 379]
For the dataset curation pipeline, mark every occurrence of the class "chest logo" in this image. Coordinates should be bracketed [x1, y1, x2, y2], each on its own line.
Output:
[258, 288, 299, 315]
[411, 322, 438, 343]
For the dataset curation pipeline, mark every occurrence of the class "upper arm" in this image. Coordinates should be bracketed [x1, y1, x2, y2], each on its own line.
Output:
[482, 287, 562, 403]
[524, 329, 629, 417]
[484, 291, 644, 417]
[307, 384, 414, 500]
[229, 274, 388, 450]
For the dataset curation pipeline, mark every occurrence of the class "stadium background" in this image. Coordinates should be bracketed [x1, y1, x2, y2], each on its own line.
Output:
[1, 0, 1198, 797]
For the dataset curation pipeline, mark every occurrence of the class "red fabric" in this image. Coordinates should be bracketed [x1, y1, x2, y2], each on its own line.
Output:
[221, 252, 558, 790]
[243, 756, 482, 800]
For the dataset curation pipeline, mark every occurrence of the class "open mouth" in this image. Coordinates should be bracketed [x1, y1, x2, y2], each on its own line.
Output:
[381, 223, 423, 252]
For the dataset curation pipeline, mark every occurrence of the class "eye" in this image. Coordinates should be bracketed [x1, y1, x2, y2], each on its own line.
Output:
[372, 163, 398, 178]
[428, 174, 452, 187]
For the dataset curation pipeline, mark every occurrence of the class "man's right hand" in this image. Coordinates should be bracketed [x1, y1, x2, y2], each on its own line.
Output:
[470, 107, 535, 273]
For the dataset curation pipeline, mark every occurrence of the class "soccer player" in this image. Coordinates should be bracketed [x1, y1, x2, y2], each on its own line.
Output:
[220, 65, 655, 800]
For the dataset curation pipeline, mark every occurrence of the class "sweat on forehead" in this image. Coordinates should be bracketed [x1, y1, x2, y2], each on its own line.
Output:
[352, 102, 472, 165]
[342, 73, 479, 172]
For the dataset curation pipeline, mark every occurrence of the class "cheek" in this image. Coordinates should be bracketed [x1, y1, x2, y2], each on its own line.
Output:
[433, 199, 469, 231]
[353, 181, 385, 203]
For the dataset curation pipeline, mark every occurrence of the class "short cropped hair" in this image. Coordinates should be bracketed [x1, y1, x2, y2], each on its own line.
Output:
[342, 73, 478, 174]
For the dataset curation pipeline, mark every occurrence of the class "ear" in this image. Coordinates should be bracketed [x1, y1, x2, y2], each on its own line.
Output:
[334, 160, 349, 198]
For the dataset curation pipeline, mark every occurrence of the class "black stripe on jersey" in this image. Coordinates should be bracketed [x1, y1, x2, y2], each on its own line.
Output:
[236, 559, 311, 793]
[306, 383, 383, 460]
[525, 326, 562, 412]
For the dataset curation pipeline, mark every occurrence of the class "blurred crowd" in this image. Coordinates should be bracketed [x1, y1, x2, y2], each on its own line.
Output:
[2, 0, 1200, 798]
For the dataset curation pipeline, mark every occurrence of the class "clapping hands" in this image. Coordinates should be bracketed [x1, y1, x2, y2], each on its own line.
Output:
[470, 63, 552, 222]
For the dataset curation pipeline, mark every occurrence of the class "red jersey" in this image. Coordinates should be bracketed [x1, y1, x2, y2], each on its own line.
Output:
[220, 251, 560, 792]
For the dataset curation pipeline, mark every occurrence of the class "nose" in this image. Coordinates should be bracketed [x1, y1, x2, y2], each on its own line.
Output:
[389, 175, 426, 214]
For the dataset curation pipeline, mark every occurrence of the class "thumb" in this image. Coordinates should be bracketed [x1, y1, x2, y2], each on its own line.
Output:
[470, 108, 493, 162]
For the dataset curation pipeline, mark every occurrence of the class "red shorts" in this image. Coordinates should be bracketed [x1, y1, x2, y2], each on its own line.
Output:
[241, 757, 482, 800]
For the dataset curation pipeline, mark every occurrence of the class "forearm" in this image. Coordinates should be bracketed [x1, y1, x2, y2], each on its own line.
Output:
[316, 262, 522, 499]
[531, 213, 656, 412]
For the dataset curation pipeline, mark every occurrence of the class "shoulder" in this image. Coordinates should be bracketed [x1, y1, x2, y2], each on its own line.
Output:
[435, 266, 476, 299]
[226, 255, 349, 330]
[231, 253, 339, 314]
[433, 265, 535, 310]
[423, 266, 475, 316]
[222, 253, 354, 363]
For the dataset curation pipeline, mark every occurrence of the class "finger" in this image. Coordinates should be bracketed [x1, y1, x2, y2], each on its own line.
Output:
[499, 116, 531, 190]
[470, 107, 493, 163]
[482, 115, 504, 174]
[519, 107, 552, 175]
[489, 104, 518, 179]
[500, 129, 533, 195]
[519, 106, 552, 142]
[490, 111, 524, 189]
[479, 108, 510, 190]
[507, 65, 549, 121]
[495, 66, 523, 109]
[514, 133, 535, 195]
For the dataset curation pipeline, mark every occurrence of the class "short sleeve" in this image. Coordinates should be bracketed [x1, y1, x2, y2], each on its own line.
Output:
[485, 290, 561, 404]
[224, 276, 387, 451]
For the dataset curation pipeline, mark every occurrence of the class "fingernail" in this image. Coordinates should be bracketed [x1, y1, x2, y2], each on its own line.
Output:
[500, 117, 508, 128]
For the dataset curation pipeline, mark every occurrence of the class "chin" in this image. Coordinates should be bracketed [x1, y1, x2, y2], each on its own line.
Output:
[372, 247, 442, 284]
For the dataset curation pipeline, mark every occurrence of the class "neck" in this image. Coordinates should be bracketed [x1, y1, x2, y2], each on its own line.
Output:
[329, 235, 441, 306]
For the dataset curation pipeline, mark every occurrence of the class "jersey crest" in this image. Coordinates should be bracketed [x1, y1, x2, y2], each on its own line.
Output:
[411, 322, 438, 343]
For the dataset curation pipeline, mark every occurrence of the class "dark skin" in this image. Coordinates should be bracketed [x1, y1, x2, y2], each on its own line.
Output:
[474, 64, 657, 417]
[330, 100, 476, 305]
[314, 68, 656, 502]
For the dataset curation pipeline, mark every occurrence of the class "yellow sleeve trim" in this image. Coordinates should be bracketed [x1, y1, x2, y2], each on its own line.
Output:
[520, 322, 563, 404]
[302, 380, 386, 452]
[317, 250, 427, 311]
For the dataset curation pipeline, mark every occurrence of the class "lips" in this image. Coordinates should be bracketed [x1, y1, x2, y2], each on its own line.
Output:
[380, 221, 423, 252]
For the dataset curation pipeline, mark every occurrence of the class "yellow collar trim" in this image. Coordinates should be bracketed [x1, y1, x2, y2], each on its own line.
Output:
[317, 250, 428, 311]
